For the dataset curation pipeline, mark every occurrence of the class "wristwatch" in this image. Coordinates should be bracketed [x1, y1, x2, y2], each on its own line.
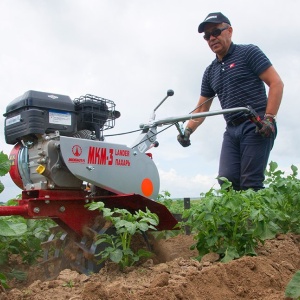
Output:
[265, 113, 276, 120]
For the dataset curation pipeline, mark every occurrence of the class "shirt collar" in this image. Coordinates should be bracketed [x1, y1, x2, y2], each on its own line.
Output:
[227, 42, 235, 55]
[215, 42, 236, 62]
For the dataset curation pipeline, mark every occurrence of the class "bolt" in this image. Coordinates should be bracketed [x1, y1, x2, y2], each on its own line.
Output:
[86, 166, 95, 171]
[33, 207, 40, 214]
[59, 206, 65, 212]
[85, 199, 89, 203]
[45, 200, 50, 204]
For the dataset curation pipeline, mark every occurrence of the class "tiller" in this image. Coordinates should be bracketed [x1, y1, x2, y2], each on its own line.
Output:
[0, 89, 257, 276]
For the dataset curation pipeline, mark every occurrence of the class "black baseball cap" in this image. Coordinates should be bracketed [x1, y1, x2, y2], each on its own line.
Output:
[198, 12, 231, 33]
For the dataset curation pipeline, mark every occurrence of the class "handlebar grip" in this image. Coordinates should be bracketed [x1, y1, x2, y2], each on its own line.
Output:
[249, 116, 263, 129]
[174, 122, 184, 136]
[246, 105, 263, 129]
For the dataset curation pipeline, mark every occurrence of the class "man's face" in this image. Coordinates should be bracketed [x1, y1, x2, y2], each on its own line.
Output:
[203, 23, 232, 59]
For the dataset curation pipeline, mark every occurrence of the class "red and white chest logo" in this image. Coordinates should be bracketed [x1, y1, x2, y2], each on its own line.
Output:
[229, 63, 236, 68]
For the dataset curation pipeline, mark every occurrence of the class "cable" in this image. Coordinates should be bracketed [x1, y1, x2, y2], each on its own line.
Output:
[131, 123, 174, 149]
[106, 95, 217, 148]
[104, 128, 141, 138]
[188, 95, 216, 114]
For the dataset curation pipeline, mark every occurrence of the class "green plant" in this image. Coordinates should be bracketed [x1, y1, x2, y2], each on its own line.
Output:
[0, 272, 9, 289]
[156, 190, 184, 238]
[0, 151, 11, 194]
[285, 270, 300, 299]
[0, 150, 55, 288]
[62, 280, 74, 288]
[157, 190, 173, 210]
[1, 216, 54, 266]
[184, 179, 279, 262]
[6, 269, 27, 281]
[263, 162, 300, 233]
[0, 216, 54, 266]
[0, 151, 12, 288]
[88, 202, 159, 270]
[0, 216, 54, 289]
[183, 162, 300, 263]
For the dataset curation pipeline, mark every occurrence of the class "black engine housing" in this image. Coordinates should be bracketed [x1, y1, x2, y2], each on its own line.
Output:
[4, 90, 119, 144]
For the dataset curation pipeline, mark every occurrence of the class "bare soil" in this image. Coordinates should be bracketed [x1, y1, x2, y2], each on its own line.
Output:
[1, 233, 300, 300]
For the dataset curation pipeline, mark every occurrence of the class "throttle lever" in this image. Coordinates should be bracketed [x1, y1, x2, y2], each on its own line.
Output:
[246, 105, 263, 129]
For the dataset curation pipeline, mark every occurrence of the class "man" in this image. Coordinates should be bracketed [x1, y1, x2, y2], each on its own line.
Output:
[178, 12, 284, 191]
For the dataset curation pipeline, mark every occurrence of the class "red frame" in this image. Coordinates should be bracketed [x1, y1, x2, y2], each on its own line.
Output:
[0, 190, 178, 236]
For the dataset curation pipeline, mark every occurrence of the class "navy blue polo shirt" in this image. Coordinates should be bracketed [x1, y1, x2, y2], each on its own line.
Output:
[201, 43, 272, 122]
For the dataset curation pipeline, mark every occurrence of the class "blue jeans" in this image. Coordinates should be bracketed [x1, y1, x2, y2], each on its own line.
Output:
[218, 120, 276, 191]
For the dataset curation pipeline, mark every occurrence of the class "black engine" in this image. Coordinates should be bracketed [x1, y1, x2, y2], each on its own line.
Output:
[4, 90, 120, 144]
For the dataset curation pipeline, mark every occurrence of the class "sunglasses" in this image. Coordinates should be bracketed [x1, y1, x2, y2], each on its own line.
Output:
[203, 27, 229, 41]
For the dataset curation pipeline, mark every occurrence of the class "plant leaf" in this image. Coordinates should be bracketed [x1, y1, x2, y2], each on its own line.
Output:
[0, 181, 4, 193]
[0, 220, 27, 236]
[221, 246, 240, 263]
[0, 152, 10, 177]
[0, 272, 10, 289]
[109, 249, 123, 263]
[285, 270, 300, 298]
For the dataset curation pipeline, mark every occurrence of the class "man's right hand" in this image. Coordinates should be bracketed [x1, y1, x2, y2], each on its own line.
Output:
[256, 116, 275, 138]
[177, 128, 192, 147]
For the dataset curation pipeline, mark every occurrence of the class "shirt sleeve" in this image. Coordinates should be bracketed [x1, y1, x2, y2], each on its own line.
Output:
[201, 65, 216, 97]
[244, 44, 272, 76]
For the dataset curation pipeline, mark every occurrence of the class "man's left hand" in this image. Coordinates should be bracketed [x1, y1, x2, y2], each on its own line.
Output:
[257, 116, 275, 138]
[177, 128, 192, 147]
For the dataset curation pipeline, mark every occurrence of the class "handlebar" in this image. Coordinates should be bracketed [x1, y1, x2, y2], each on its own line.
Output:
[140, 107, 251, 129]
[131, 89, 263, 153]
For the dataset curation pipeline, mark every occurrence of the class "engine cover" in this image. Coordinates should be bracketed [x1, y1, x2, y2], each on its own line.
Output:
[4, 90, 77, 145]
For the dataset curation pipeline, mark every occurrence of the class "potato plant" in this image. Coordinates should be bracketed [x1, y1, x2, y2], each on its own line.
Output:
[88, 202, 159, 270]
[0, 151, 10, 194]
[0, 151, 54, 288]
[183, 162, 300, 262]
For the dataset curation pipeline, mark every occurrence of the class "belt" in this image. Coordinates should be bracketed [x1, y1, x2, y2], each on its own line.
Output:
[227, 115, 249, 126]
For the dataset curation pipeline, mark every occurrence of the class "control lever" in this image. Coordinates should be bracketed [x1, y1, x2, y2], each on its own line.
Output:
[246, 105, 263, 129]
[149, 89, 174, 122]
[153, 89, 174, 112]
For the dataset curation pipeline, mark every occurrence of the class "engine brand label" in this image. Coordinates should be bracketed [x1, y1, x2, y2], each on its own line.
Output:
[49, 110, 72, 125]
[87, 146, 130, 166]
